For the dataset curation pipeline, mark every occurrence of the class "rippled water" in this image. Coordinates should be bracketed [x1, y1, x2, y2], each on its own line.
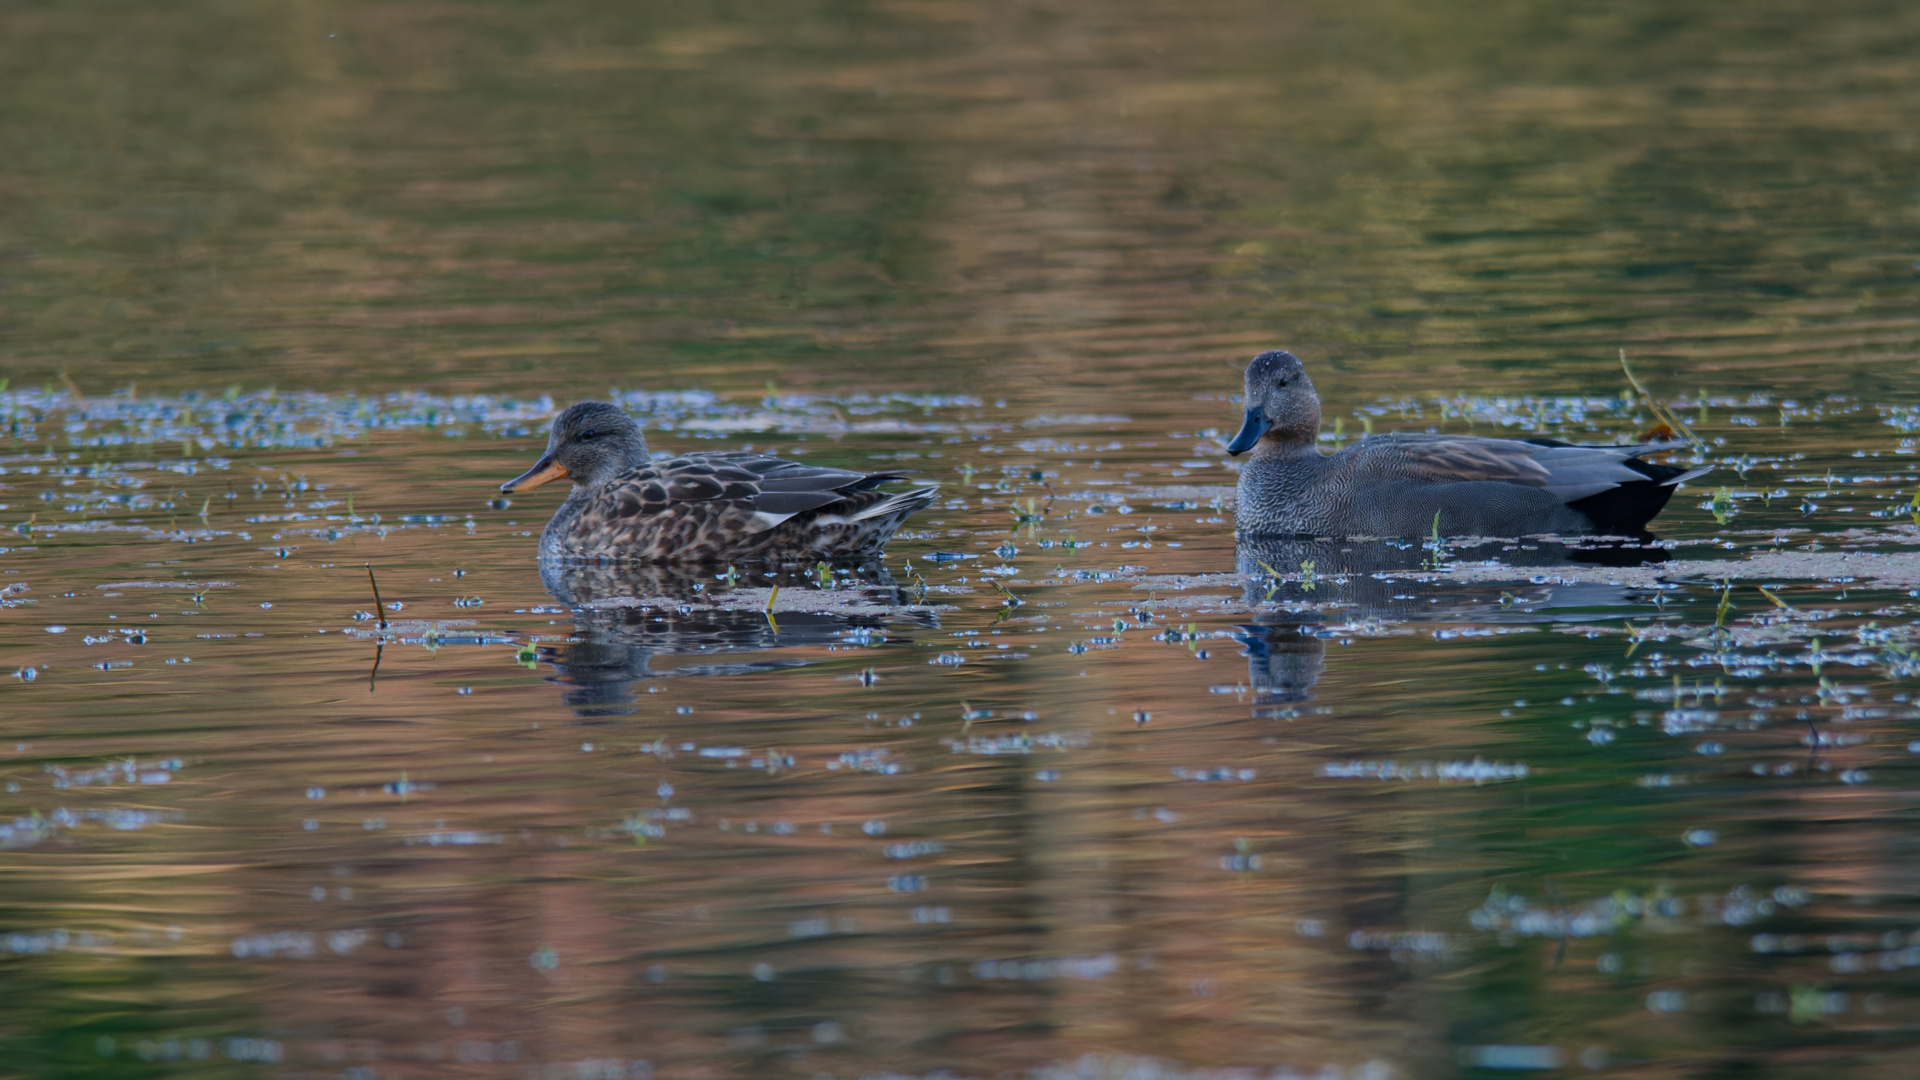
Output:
[5, 3, 1920, 1078]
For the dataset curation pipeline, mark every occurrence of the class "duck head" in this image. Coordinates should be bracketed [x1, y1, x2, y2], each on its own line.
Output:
[1225, 349, 1321, 455]
[501, 402, 650, 494]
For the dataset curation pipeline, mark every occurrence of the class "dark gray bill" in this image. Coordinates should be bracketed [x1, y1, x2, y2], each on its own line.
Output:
[1225, 409, 1269, 455]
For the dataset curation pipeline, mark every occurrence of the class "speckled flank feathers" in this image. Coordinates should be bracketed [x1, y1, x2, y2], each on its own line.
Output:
[1227, 349, 1710, 538]
[502, 402, 937, 563]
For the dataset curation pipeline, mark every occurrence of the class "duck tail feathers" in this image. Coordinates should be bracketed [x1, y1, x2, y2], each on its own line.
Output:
[1661, 464, 1714, 488]
[851, 485, 939, 522]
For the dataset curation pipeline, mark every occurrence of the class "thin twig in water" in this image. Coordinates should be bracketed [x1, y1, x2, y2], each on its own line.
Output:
[365, 563, 389, 631]
[364, 562, 390, 691]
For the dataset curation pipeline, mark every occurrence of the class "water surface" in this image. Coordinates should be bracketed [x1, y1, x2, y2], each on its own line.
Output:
[4, 2, 1920, 1078]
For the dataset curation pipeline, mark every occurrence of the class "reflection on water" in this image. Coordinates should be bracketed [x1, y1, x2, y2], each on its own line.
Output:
[1233, 535, 1674, 711]
[539, 560, 936, 715]
[3, 0, 1920, 1077]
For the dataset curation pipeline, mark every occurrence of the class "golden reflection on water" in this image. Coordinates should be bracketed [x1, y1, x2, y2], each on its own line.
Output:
[5, 1, 1920, 406]
[3, 0, 1920, 1077]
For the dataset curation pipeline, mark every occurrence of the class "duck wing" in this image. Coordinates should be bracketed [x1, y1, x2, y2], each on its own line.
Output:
[595, 453, 912, 533]
[1365, 434, 1554, 486]
[1364, 434, 1696, 503]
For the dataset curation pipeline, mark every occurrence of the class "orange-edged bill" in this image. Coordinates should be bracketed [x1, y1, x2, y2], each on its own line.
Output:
[501, 457, 570, 493]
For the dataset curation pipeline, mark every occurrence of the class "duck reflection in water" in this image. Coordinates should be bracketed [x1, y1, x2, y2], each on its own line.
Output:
[1234, 534, 1670, 714]
[536, 560, 937, 716]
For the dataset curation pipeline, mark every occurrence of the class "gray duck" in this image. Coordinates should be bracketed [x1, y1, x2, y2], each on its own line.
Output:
[501, 402, 938, 562]
[1226, 350, 1710, 538]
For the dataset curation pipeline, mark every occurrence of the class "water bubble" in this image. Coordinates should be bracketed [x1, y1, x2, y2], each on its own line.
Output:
[1645, 990, 1687, 1013]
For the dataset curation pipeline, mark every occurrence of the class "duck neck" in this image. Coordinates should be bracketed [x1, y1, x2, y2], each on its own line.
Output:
[540, 485, 596, 557]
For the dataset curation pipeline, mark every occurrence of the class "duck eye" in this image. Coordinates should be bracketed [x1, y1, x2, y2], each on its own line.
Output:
[579, 429, 599, 440]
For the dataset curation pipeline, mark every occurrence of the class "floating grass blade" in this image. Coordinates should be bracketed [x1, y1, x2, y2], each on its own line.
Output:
[1255, 560, 1282, 601]
[1620, 350, 1707, 453]
[1422, 511, 1449, 569]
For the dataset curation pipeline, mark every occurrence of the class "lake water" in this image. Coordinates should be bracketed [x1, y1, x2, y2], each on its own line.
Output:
[4, 3, 1920, 1078]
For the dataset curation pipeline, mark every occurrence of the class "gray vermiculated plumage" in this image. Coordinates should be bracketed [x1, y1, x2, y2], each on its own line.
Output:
[1227, 350, 1708, 538]
[501, 402, 937, 562]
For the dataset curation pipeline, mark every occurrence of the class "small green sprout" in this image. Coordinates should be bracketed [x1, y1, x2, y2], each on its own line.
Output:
[1708, 487, 1736, 524]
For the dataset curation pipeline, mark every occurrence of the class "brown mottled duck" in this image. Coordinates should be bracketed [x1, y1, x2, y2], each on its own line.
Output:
[501, 402, 938, 562]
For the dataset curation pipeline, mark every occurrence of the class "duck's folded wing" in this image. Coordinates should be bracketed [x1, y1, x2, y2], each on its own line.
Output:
[1380, 435, 1554, 486]
[597, 454, 911, 533]
[1521, 441, 1688, 502]
[1375, 434, 1689, 503]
